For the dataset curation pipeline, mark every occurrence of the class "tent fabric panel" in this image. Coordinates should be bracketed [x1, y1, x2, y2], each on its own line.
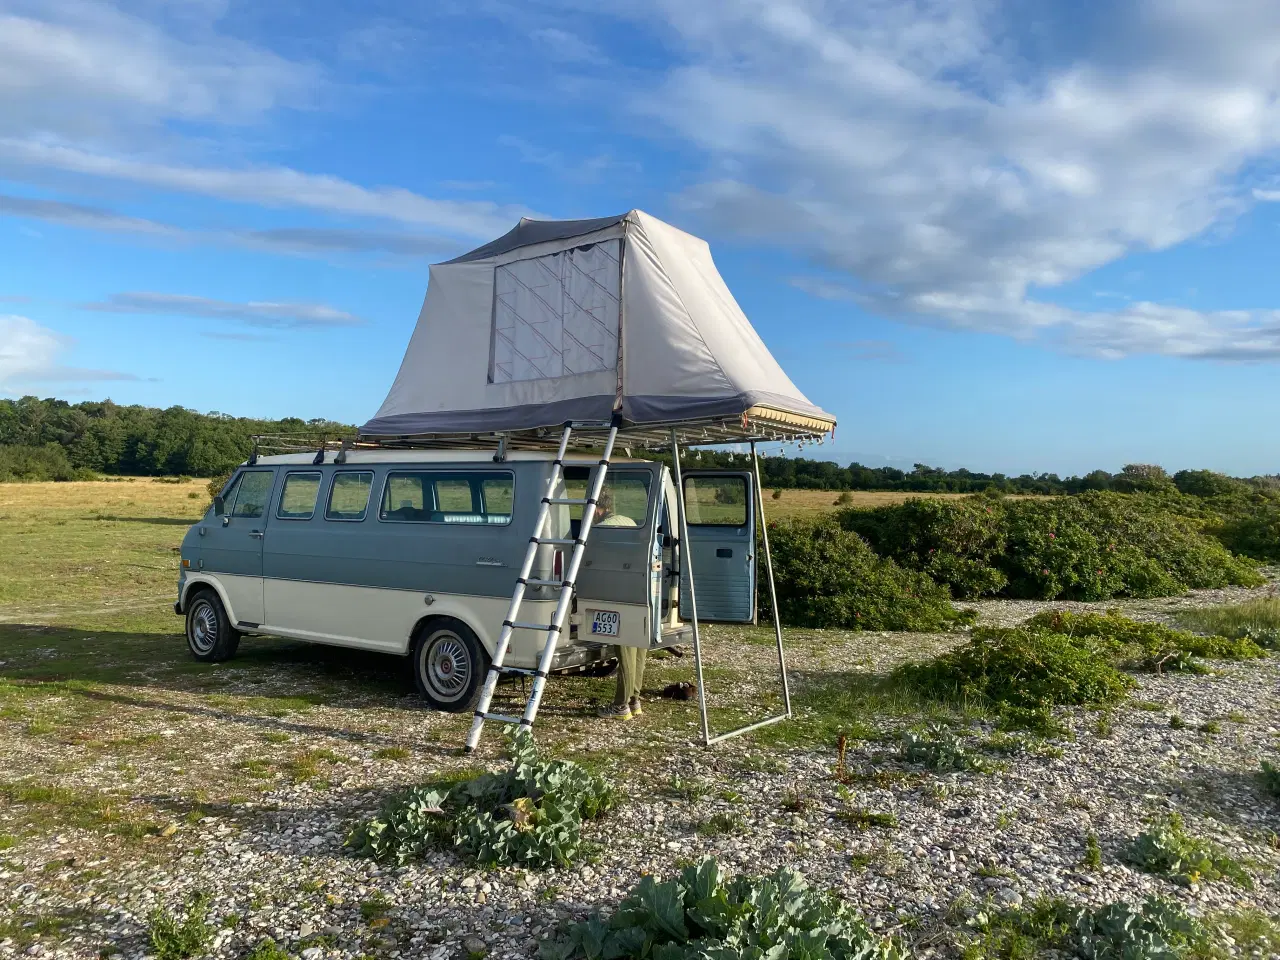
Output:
[445, 213, 629, 263]
[631, 211, 816, 412]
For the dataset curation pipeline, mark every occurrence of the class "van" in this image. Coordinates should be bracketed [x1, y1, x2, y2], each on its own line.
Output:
[176, 449, 757, 711]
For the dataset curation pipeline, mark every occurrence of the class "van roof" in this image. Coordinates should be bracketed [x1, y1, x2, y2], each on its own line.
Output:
[249, 450, 658, 466]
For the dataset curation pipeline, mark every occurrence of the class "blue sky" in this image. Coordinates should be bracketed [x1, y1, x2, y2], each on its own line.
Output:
[3, 0, 1280, 476]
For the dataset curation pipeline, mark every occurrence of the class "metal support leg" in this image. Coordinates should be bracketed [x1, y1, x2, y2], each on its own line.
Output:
[752, 440, 791, 717]
[670, 429, 710, 746]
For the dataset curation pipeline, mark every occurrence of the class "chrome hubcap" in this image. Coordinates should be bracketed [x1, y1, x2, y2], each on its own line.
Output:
[425, 633, 470, 700]
[190, 602, 218, 653]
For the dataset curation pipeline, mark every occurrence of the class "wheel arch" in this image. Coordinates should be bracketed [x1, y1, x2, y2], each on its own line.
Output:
[180, 576, 238, 624]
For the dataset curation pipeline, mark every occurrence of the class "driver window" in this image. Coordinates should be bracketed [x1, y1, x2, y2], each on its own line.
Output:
[215, 472, 243, 516]
[232, 471, 275, 519]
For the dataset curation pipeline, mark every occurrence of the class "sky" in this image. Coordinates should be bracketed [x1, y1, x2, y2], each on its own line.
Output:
[2, 0, 1280, 476]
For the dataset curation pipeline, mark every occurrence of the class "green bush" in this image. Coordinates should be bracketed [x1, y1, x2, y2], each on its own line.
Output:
[346, 730, 614, 868]
[1261, 760, 1280, 799]
[0, 443, 95, 482]
[896, 627, 1135, 710]
[539, 860, 903, 960]
[1023, 610, 1267, 668]
[763, 515, 975, 631]
[1122, 814, 1251, 888]
[843, 496, 1008, 598]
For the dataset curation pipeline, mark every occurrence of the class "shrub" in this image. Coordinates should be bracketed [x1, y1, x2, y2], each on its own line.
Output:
[763, 515, 975, 631]
[1122, 814, 1252, 888]
[895, 627, 1134, 710]
[539, 860, 904, 960]
[1022, 610, 1266, 669]
[346, 730, 613, 868]
[843, 495, 1008, 598]
[147, 892, 213, 960]
[0, 443, 95, 482]
[1261, 760, 1280, 799]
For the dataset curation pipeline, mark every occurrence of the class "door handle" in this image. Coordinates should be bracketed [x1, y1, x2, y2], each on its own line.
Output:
[249, 530, 264, 539]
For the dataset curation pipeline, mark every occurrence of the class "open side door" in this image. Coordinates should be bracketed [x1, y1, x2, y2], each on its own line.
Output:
[677, 471, 756, 623]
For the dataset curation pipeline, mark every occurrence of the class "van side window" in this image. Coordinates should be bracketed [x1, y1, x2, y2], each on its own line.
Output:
[684, 476, 747, 526]
[326, 472, 374, 521]
[564, 469, 651, 526]
[277, 472, 321, 520]
[379, 471, 514, 525]
[215, 472, 244, 516]
[232, 471, 275, 519]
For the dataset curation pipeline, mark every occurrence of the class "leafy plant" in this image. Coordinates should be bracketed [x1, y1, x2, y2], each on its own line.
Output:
[896, 627, 1134, 710]
[147, 892, 213, 960]
[346, 730, 615, 868]
[1168, 715, 1186, 730]
[539, 860, 904, 960]
[1083, 833, 1102, 870]
[1023, 609, 1266, 668]
[245, 939, 291, 960]
[897, 727, 990, 772]
[1122, 814, 1251, 888]
[836, 808, 898, 829]
[762, 515, 977, 631]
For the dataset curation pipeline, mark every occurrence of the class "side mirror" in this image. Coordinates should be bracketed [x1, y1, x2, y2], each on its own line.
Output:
[213, 495, 225, 516]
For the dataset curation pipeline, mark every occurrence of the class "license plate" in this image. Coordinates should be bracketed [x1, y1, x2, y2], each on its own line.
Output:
[588, 609, 620, 637]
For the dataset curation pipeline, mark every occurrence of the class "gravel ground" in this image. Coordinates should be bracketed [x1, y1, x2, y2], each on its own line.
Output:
[2, 582, 1279, 960]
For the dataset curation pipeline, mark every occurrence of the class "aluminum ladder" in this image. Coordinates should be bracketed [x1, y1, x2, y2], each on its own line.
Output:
[464, 422, 619, 753]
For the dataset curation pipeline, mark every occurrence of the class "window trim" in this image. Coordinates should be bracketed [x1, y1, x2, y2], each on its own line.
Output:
[682, 475, 750, 528]
[276, 470, 323, 521]
[324, 470, 375, 523]
[376, 468, 516, 526]
[229, 469, 276, 521]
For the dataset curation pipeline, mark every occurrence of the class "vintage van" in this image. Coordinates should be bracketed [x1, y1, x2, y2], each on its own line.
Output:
[176, 449, 757, 710]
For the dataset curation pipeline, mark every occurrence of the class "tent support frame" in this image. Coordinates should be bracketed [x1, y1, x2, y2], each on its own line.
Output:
[674, 433, 792, 747]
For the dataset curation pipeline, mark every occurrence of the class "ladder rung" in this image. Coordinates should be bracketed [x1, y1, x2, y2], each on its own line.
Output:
[482, 713, 523, 725]
[533, 537, 578, 546]
[506, 620, 559, 632]
[544, 497, 590, 505]
[524, 577, 567, 588]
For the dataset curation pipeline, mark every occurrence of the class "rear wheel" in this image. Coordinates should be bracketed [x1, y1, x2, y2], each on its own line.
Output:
[185, 591, 241, 663]
[412, 620, 488, 712]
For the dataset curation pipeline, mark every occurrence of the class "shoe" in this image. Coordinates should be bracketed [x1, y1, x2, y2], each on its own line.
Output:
[596, 702, 632, 720]
[629, 697, 643, 717]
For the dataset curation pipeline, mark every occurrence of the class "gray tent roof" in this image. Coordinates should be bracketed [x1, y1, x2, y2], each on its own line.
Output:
[444, 214, 629, 264]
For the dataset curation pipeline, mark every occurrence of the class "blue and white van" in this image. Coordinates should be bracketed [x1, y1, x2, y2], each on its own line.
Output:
[176, 449, 757, 710]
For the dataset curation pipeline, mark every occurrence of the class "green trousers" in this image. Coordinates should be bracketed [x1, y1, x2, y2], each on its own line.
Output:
[614, 645, 648, 706]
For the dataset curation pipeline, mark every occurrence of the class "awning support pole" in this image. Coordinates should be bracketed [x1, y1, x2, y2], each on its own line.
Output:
[752, 439, 792, 718]
[670, 428, 710, 746]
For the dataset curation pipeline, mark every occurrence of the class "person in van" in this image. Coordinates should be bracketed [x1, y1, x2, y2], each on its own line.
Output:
[592, 486, 645, 718]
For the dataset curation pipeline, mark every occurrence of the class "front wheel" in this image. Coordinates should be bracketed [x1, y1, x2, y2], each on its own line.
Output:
[185, 591, 241, 663]
[412, 620, 489, 712]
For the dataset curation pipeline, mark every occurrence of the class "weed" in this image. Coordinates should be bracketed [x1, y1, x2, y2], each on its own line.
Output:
[297, 878, 325, 894]
[1168, 715, 1186, 730]
[1261, 760, 1280, 798]
[996, 703, 1069, 739]
[1179, 597, 1280, 647]
[696, 811, 747, 836]
[1226, 710, 1248, 723]
[359, 892, 392, 922]
[836, 808, 898, 830]
[1025, 608, 1267, 667]
[898, 727, 990, 772]
[1122, 813, 1252, 888]
[1093, 712, 1113, 738]
[1132, 700, 1165, 712]
[779, 789, 811, 813]
[1083, 833, 1102, 870]
[147, 892, 213, 960]
[1198, 720, 1221, 735]
[374, 747, 410, 761]
[717, 788, 745, 805]
[0, 834, 15, 850]
[664, 774, 710, 802]
[245, 939, 290, 960]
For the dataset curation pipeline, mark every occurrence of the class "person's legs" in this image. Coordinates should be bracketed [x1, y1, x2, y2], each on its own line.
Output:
[597, 646, 634, 718]
[628, 648, 648, 712]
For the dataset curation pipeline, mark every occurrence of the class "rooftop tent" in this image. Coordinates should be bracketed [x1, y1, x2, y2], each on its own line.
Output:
[360, 210, 835, 446]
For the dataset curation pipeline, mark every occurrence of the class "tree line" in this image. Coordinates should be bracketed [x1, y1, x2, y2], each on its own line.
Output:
[1, 396, 1275, 496]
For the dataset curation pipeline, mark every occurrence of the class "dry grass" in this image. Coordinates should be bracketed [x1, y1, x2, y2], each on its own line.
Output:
[0, 478, 208, 615]
[759, 488, 992, 520]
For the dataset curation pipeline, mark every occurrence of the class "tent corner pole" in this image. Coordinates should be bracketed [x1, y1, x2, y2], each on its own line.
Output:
[670, 428, 710, 746]
[751, 440, 791, 718]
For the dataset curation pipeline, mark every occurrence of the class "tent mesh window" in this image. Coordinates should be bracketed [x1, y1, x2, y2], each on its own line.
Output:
[489, 239, 621, 383]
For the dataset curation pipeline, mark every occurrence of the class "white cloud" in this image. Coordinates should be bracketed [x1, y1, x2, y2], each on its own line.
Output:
[82, 292, 366, 328]
[530, 27, 604, 64]
[0, 192, 177, 236]
[636, 0, 1280, 359]
[0, 140, 527, 238]
[0, 314, 141, 390]
[0, 0, 316, 141]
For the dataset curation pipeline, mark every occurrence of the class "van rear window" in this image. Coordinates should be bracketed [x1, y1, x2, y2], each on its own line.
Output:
[326, 472, 374, 521]
[379, 472, 514, 525]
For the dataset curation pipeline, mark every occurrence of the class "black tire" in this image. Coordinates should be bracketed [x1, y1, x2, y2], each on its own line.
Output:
[185, 590, 241, 663]
[412, 620, 489, 712]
